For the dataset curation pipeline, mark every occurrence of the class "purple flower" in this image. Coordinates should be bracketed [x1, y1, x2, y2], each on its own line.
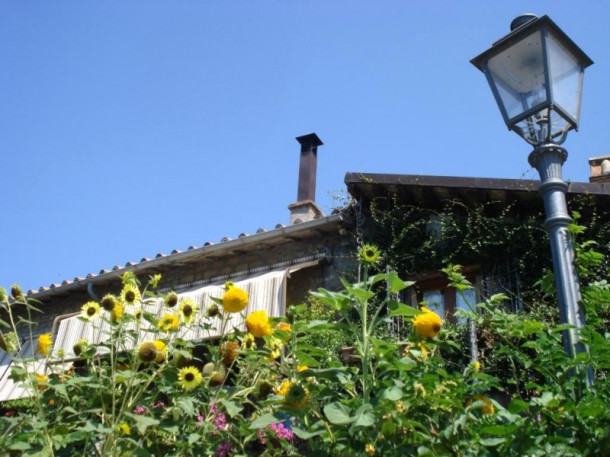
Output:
[216, 442, 232, 457]
[132, 406, 146, 415]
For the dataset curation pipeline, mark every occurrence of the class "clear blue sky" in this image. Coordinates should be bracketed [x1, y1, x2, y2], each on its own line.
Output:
[1, 1, 609, 293]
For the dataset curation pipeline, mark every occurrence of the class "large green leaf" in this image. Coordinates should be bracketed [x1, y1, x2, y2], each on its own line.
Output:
[388, 300, 421, 317]
[324, 402, 355, 424]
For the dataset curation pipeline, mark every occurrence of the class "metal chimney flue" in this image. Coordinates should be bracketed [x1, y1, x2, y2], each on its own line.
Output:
[288, 133, 324, 225]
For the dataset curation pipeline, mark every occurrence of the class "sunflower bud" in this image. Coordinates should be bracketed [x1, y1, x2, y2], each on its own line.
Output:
[10, 284, 23, 300]
[138, 341, 158, 363]
[207, 304, 220, 318]
[73, 338, 89, 357]
[0, 287, 7, 302]
[165, 292, 179, 308]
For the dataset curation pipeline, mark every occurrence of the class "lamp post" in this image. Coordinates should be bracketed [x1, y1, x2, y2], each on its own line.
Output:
[471, 14, 594, 385]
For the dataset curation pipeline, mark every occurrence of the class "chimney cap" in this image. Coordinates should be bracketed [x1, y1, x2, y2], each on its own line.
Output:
[296, 133, 323, 148]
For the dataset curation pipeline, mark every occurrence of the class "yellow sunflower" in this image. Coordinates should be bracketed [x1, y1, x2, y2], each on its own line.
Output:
[268, 337, 283, 360]
[35, 372, 49, 390]
[178, 366, 203, 391]
[154, 340, 167, 363]
[80, 301, 102, 321]
[158, 313, 180, 332]
[412, 307, 443, 339]
[471, 395, 495, 415]
[246, 310, 272, 337]
[274, 322, 292, 341]
[37, 333, 53, 357]
[274, 379, 309, 409]
[120, 284, 141, 306]
[116, 423, 131, 435]
[402, 342, 428, 360]
[365, 444, 376, 456]
[358, 243, 381, 265]
[241, 333, 256, 350]
[111, 303, 124, 323]
[179, 299, 197, 324]
[222, 285, 248, 313]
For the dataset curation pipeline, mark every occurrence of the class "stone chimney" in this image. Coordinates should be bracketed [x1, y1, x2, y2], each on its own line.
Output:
[588, 155, 610, 183]
[288, 133, 324, 224]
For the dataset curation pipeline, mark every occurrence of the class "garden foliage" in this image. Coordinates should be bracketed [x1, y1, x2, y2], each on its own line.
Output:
[0, 229, 609, 456]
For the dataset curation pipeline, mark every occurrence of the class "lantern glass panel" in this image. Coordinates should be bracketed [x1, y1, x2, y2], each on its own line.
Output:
[487, 30, 548, 122]
[547, 32, 585, 125]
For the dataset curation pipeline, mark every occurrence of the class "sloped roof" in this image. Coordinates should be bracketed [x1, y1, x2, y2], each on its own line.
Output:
[27, 214, 345, 299]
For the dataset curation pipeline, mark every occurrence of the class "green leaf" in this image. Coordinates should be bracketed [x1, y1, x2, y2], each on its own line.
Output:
[508, 399, 529, 414]
[125, 412, 160, 434]
[388, 300, 421, 317]
[220, 399, 243, 418]
[388, 271, 414, 294]
[353, 404, 375, 427]
[480, 437, 506, 446]
[292, 426, 323, 440]
[324, 402, 355, 424]
[250, 412, 286, 429]
[8, 441, 31, 451]
[188, 433, 200, 445]
[382, 385, 403, 401]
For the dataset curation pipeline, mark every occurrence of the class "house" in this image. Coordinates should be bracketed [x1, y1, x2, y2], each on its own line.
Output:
[2, 132, 609, 402]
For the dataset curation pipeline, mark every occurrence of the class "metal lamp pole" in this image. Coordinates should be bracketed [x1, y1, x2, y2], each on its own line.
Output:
[471, 14, 594, 386]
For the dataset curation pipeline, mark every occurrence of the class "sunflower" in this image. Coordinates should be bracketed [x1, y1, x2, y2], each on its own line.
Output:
[73, 338, 89, 357]
[365, 444, 376, 456]
[222, 285, 248, 313]
[358, 244, 381, 265]
[165, 292, 179, 308]
[402, 342, 428, 360]
[179, 299, 197, 324]
[37, 333, 53, 357]
[274, 322, 292, 341]
[241, 333, 256, 350]
[120, 284, 141, 306]
[178, 366, 203, 391]
[268, 337, 283, 360]
[471, 395, 495, 415]
[207, 303, 220, 318]
[246, 310, 272, 337]
[10, 284, 23, 300]
[154, 340, 167, 363]
[100, 294, 118, 312]
[80, 301, 102, 321]
[116, 423, 131, 435]
[412, 307, 443, 339]
[274, 379, 309, 409]
[111, 303, 124, 323]
[221, 341, 240, 366]
[35, 373, 49, 390]
[158, 313, 180, 332]
[138, 341, 158, 363]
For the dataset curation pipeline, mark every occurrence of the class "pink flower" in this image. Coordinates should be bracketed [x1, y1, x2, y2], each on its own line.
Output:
[133, 406, 146, 415]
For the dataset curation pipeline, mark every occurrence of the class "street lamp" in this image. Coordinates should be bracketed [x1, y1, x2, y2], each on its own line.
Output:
[471, 14, 594, 384]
